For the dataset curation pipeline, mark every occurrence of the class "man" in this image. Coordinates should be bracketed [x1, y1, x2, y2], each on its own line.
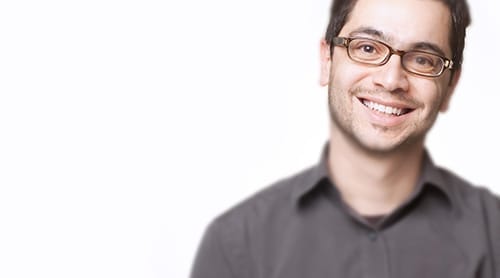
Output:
[191, 0, 500, 277]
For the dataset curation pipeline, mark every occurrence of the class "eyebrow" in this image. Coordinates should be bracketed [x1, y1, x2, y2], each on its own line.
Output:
[347, 26, 448, 58]
[410, 42, 447, 57]
[348, 27, 393, 42]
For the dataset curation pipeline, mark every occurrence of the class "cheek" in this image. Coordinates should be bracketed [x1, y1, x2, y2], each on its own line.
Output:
[427, 80, 450, 105]
[329, 61, 369, 91]
[412, 79, 450, 117]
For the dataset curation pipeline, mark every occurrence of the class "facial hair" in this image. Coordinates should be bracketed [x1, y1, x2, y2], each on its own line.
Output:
[327, 84, 437, 155]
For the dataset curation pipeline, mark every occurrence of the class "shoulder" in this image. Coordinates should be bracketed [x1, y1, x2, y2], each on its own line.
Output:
[426, 166, 500, 273]
[212, 164, 317, 228]
[437, 167, 500, 210]
[195, 165, 319, 277]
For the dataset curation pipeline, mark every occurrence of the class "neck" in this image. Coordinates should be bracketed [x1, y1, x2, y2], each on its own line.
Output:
[328, 128, 424, 216]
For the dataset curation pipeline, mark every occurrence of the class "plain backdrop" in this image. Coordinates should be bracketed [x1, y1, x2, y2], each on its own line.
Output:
[0, 0, 499, 277]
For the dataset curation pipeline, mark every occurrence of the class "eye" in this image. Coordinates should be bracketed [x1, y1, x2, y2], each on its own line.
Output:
[360, 44, 376, 54]
[353, 41, 379, 54]
[404, 52, 444, 75]
[414, 56, 435, 67]
[349, 39, 386, 62]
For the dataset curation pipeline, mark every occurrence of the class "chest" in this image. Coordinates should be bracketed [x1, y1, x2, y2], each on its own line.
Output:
[253, 211, 488, 278]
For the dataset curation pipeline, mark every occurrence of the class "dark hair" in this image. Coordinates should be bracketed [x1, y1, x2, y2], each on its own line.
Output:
[325, 0, 471, 71]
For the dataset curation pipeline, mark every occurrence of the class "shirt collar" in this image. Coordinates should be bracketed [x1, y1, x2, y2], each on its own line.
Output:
[290, 144, 331, 203]
[291, 144, 457, 209]
[417, 151, 457, 208]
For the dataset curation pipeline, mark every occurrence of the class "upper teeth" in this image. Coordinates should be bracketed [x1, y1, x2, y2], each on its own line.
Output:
[363, 100, 404, 116]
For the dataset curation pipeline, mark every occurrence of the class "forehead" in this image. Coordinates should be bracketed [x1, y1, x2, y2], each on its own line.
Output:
[340, 0, 452, 54]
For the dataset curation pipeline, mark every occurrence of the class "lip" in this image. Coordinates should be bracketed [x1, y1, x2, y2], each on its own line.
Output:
[358, 96, 415, 111]
[356, 97, 415, 127]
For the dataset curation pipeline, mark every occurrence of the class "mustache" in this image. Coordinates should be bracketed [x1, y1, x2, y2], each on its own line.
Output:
[349, 86, 420, 106]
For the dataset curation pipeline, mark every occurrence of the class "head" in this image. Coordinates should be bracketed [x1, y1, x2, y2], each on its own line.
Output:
[319, 0, 471, 154]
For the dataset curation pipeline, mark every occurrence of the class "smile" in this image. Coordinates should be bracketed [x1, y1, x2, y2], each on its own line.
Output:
[361, 99, 412, 116]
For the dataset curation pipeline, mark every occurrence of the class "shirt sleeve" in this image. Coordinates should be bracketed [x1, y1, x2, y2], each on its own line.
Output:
[481, 190, 500, 278]
[491, 196, 500, 277]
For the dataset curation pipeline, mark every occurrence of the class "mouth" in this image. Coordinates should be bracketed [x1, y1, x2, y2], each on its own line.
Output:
[359, 98, 413, 117]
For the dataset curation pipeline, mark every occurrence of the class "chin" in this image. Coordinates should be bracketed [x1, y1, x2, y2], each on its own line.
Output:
[355, 134, 423, 155]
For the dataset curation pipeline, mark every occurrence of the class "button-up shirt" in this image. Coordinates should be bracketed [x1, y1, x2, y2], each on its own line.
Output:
[191, 147, 500, 278]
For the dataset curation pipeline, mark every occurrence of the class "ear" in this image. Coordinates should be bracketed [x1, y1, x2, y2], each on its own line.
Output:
[319, 39, 332, 87]
[439, 69, 461, 112]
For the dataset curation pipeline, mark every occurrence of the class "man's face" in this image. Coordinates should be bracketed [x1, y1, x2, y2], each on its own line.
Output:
[320, 0, 460, 153]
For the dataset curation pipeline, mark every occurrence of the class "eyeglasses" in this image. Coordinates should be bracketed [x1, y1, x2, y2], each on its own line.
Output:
[331, 37, 454, 77]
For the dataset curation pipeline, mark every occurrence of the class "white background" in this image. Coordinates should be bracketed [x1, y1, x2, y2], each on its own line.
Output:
[0, 0, 499, 277]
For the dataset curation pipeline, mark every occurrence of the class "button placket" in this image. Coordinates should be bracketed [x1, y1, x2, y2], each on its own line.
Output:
[361, 230, 390, 278]
[368, 231, 378, 241]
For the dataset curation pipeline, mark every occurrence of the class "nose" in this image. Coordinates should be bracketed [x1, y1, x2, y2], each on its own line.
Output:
[371, 55, 409, 93]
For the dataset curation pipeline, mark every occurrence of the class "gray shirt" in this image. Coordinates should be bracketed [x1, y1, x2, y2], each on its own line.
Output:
[191, 147, 500, 278]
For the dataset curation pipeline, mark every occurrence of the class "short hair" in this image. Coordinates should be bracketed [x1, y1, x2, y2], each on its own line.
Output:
[324, 0, 471, 71]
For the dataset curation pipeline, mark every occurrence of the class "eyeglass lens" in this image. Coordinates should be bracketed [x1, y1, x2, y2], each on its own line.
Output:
[346, 38, 446, 76]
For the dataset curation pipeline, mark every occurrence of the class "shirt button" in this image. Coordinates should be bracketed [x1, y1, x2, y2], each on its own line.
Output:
[368, 231, 378, 241]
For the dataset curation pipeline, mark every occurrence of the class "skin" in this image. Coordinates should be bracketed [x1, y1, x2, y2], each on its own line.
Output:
[319, 0, 461, 215]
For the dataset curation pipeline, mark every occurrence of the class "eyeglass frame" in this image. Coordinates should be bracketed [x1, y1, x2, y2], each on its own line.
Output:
[330, 36, 454, 78]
